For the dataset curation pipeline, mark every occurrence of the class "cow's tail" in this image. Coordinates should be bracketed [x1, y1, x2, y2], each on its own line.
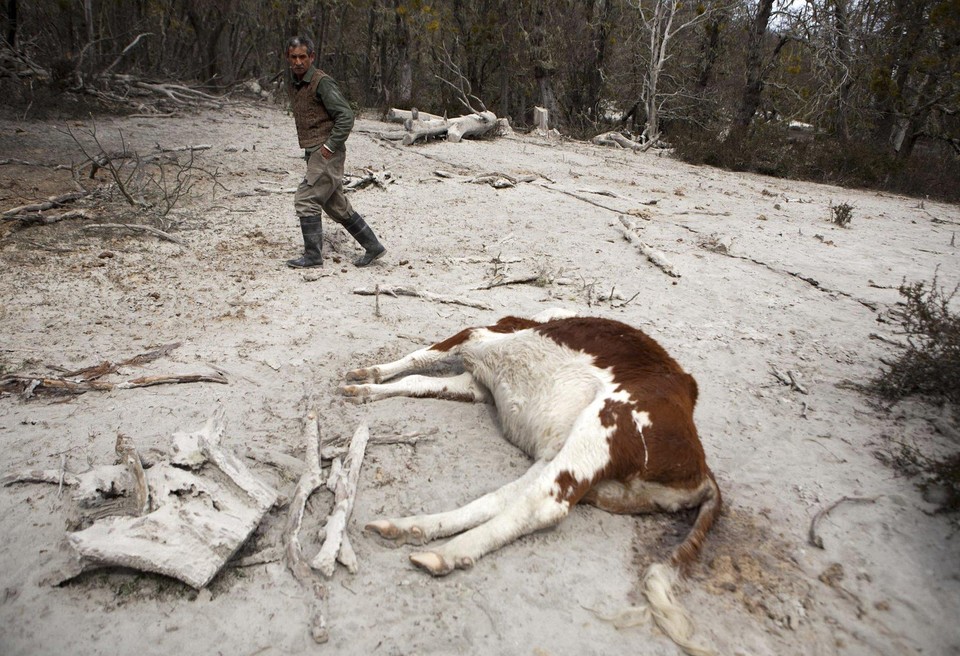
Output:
[599, 473, 720, 655]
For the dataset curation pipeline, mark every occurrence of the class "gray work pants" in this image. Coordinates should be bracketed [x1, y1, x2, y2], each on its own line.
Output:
[294, 147, 353, 223]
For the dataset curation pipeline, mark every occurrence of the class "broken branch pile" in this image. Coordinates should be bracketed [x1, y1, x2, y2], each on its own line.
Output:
[0, 343, 227, 398]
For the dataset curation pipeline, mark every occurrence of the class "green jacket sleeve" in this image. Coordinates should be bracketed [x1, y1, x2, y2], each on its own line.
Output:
[316, 76, 354, 152]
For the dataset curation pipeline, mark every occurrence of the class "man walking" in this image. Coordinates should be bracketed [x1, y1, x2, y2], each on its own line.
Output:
[285, 36, 385, 268]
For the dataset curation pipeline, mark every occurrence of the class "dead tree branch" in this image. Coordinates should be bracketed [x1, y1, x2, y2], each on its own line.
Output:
[283, 411, 329, 643]
[353, 286, 493, 310]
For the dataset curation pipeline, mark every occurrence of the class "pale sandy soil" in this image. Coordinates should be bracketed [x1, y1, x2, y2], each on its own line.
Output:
[1, 103, 958, 656]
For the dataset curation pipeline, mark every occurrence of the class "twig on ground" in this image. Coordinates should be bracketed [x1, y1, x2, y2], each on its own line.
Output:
[353, 286, 493, 311]
[82, 223, 186, 246]
[475, 275, 541, 290]
[809, 496, 879, 549]
[771, 368, 809, 394]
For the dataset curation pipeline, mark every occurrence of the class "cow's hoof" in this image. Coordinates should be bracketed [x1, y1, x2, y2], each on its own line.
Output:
[345, 367, 380, 383]
[366, 521, 427, 545]
[410, 551, 453, 576]
[340, 385, 370, 403]
[365, 519, 400, 539]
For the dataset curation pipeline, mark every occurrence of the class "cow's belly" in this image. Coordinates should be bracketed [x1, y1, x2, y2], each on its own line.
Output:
[464, 330, 604, 460]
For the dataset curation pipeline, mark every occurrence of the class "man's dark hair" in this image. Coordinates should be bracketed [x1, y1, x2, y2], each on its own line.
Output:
[286, 36, 315, 55]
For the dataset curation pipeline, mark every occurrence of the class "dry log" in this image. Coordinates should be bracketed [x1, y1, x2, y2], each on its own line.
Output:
[311, 423, 370, 577]
[592, 131, 644, 151]
[386, 108, 445, 122]
[352, 285, 493, 310]
[49, 409, 278, 590]
[283, 411, 329, 643]
[447, 111, 498, 143]
[617, 216, 681, 278]
[401, 111, 498, 145]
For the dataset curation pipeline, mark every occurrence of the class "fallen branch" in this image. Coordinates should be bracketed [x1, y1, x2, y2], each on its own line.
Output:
[386, 108, 445, 123]
[3, 191, 89, 218]
[353, 286, 493, 310]
[771, 368, 809, 394]
[467, 172, 537, 189]
[283, 412, 329, 643]
[809, 496, 879, 549]
[592, 131, 644, 151]
[344, 169, 394, 191]
[475, 275, 542, 290]
[4, 210, 92, 225]
[154, 143, 213, 154]
[617, 216, 680, 278]
[82, 223, 186, 246]
[541, 183, 657, 216]
[312, 423, 370, 577]
[1, 372, 227, 397]
[321, 428, 438, 460]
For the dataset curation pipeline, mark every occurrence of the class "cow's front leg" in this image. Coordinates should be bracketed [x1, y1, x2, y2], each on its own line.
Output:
[342, 372, 491, 404]
[345, 329, 475, 383]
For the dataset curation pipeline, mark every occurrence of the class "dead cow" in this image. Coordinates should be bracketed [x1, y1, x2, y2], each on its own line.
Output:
[343, 309, 721, 654]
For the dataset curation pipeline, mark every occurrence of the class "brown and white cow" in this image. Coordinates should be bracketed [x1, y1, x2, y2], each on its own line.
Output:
[342, 309, 721, 654]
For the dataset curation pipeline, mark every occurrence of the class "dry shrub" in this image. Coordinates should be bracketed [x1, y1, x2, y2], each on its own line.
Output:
[874, 274, 960, 412]
[871, 274, 960, 513]
[831, 202, 854, 227]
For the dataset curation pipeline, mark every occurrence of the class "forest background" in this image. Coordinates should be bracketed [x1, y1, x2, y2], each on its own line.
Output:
[2, 0, 959, 200]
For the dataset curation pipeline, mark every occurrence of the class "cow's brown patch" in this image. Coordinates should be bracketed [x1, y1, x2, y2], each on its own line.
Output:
[429, 328, 476, 352]
[553, 470, 591, 504]
[488, 316, 540, 334]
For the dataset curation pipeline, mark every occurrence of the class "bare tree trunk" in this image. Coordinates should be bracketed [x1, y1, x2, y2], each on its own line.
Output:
[531, 1, 560, 124]
[832, 0, 853, 140]
[695, 13, 724, 93]
[5, 0, 17, 49]
[733, 0, 776, 133]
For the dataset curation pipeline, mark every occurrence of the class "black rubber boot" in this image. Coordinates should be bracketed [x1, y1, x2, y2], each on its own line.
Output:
[287, 216, 323, 268]
[342, 211, 386, 267]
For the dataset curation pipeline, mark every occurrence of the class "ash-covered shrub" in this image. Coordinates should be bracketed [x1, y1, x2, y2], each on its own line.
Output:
[874, 273, 960, 414]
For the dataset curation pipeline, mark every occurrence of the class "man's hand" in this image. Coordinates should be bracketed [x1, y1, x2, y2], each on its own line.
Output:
[321, 145, 334, 160]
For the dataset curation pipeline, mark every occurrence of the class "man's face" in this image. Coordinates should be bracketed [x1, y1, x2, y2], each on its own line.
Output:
[287, 46, 314, 78]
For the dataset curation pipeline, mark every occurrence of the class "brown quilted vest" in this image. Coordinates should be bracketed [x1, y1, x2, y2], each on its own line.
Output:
[288, 69, 334, 149]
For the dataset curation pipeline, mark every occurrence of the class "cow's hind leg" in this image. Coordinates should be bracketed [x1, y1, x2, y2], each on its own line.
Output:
[366, 460, 548, 544]
[342, 371, 491, 403]
[407, 392, 613, 576]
